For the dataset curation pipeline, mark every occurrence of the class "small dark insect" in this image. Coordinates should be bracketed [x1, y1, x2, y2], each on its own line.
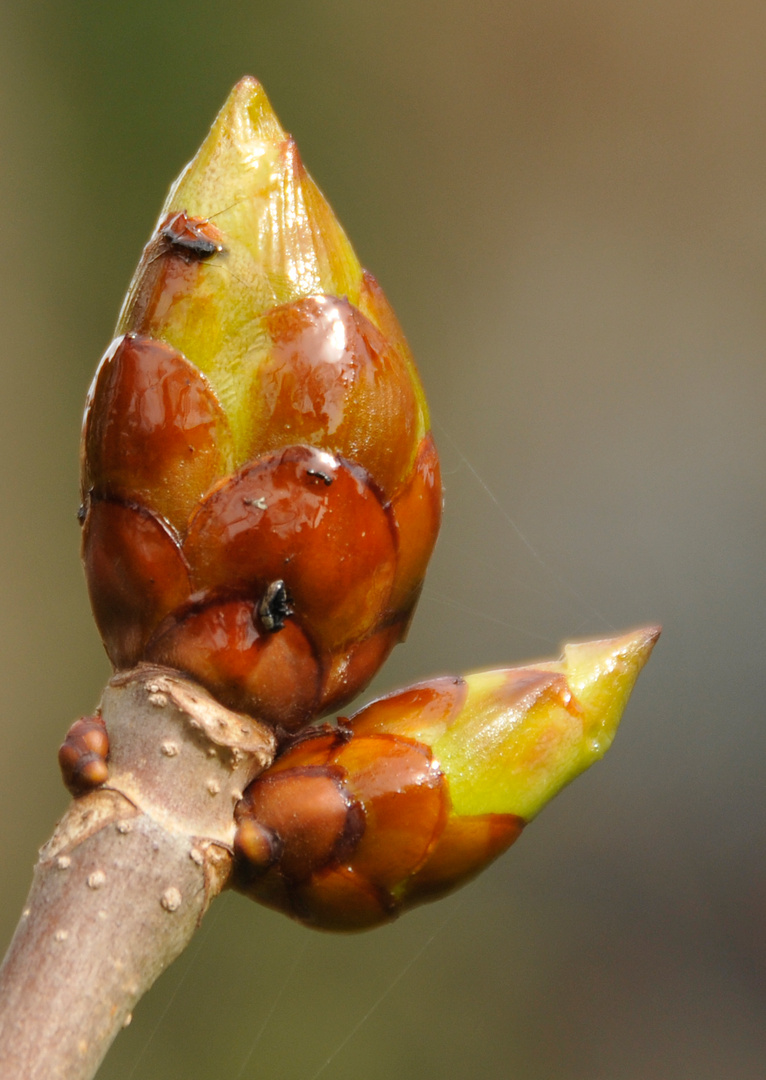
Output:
[306, 468, 333, 485]
[257, 580, 294, 632]
[160, 210, 223, 260]
[76, 504, 87, 524]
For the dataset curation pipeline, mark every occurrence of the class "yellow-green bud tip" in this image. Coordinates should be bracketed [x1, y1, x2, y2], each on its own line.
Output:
[433, 625, 660, 821]
[115, 77, 369, 461]
[154, 73, 363, 308]
[549, 623, 661, 757]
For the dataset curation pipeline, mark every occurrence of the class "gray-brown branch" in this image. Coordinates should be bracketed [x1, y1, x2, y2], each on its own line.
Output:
[0, 667, 276, 1080]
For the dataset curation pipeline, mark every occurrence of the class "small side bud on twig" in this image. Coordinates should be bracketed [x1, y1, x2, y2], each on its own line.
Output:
[58, 715, 109, 795]
[233, 626, 660, 930]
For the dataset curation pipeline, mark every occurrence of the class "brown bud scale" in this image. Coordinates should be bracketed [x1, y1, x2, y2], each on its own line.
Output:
[233, 724, 524, 930]
[80, 79, 441, 734]
[58, 715, 110, 795]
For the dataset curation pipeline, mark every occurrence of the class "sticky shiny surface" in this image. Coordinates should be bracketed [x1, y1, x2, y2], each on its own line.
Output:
[358, 269, 429, 433]
[145, 598, 320, 730]
[158, 81, 364, 310]
[241, 767, 361, 880]
[317, 618, 406, 716]
[81, 498, 192, 669]
[233, 720, 518, 930]
[388, 433, 442, 610]
[294, 866, 390, 931]
[347, 675, 467, 744]
[119, 213, 227, 364]
[233, 629, 658, 929]
[251, 296, 420, 497]
[83, 334, 232, 531]
[80, 75, 440, 734]
[335, 735, 447, 889]
[437, 628, 661, 820]
[184, 445, 397, 650]
[235, 726, 450, 928]
[434, 668, 580, 819]
[404, 813, 524, 901]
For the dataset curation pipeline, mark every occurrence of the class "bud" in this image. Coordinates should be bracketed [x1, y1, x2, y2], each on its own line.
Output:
[233, 627, 659, 930]
[58, 715, 109, 795]
[80, 78, 441, 730]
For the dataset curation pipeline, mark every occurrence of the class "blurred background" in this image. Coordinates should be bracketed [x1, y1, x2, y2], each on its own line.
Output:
[1, 2, 764, 1077]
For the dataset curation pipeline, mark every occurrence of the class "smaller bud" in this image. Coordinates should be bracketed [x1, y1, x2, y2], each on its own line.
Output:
[233, 626, 660, 930]
[59, 715, 110, 795]
[234, 818, 281, 872]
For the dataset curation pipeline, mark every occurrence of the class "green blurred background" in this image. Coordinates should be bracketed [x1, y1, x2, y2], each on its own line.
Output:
[1, 2, 764, 1077]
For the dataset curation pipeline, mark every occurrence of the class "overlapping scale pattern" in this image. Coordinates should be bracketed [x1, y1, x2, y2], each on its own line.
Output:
[233, 676, 524, 930]
[232, 628, 660, 930]
[80, 78, 441, 732]
[75, 76, 659, 934]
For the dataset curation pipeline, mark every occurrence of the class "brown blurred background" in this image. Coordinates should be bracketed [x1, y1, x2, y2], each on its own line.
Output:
[1, 2, 764, 1077]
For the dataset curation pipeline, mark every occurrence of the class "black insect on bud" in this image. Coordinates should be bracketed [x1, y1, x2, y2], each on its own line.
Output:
[258, 580, 294, 632]
[159, 210, 224, 260]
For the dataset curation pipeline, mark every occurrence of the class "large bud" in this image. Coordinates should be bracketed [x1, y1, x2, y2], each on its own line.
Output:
[80, 79, 440, 732]
[233, 627, 660, 930]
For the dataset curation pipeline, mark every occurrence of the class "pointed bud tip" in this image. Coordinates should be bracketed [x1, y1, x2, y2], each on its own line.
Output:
[557, 623, 661, 772]
[563, 623, 661, 686]
[563, 623, 661, 672]
[436, 625, 660, 821]
[232, 74, 264, 96]
[224, 75, 284, 138]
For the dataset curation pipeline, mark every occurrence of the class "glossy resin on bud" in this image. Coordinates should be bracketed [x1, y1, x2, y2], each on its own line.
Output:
[233, 626, 660, 930]
[80, 78, 441, 731]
